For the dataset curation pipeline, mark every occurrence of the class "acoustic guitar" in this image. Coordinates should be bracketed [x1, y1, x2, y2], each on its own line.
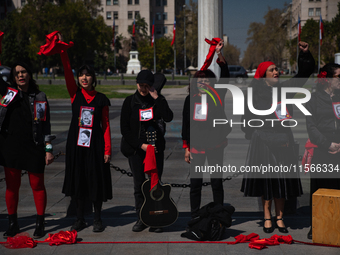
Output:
[139, 125, 178, 228]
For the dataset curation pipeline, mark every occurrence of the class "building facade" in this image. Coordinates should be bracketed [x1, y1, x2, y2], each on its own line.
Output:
[291, 0, 339, 39]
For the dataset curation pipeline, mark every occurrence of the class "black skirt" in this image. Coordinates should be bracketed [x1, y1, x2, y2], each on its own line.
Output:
[241, 130, 303, 200]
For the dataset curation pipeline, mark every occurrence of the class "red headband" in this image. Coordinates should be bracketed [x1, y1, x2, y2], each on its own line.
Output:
[254, 61, 275, 79]
[200, 38, 221, 71]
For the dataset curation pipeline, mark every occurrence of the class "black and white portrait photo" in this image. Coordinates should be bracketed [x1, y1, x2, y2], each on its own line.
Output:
[79, 106, 94, 127]
[1, 88, 17, 106]
[193, 103, 207, 121]
[34, 101, 47, 121]
[77, 128, 92, 147]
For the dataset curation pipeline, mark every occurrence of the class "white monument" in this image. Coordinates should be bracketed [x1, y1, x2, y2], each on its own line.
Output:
[197, 0, 223, 78]
[126, 51, 141, 74]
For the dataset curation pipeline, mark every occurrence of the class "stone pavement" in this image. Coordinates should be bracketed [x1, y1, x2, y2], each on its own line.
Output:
[0, 86, 339, 254]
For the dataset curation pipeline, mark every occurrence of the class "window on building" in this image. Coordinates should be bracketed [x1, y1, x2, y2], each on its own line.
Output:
[135, 0, 139, 4]
[113, 0, 119, 4]
[308, 8, 314, 17]
[156, 0, 161, 7]
[128, 11, 133, 19]
[107, 0, 111, 5]
[114, 11, 118, 19]
[115, 26, 119, 34]
[316, 0, 321, 2]
[156, 12, 162, 20]
[309, 0, 314, 2]
[163, 12, 167, 20]
[156, 26, 162, 35]
[135, 11, 140, 19]
[128, 0, 132, 5]
[316, 8, 321, 16]
[107, 12, 112, 19]
[163, 0, 167, 6]
[163, 26, 168, 34]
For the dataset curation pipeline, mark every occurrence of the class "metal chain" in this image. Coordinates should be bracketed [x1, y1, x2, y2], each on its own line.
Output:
[0, 151, 65, 183]
[110, 164, 242, 188]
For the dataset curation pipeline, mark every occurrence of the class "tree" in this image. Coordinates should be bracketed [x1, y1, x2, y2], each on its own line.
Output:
[242, 8, 287, 68]
[223, 44, 240, 65]
[138, 37, 174, 72]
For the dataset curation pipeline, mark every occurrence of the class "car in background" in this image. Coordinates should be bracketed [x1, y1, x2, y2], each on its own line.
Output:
[247, 69, 257, 78]
[228, 65, 248, 84]
[0, 66, 11, 82]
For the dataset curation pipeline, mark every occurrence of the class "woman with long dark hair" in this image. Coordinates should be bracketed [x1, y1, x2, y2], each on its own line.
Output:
[241, 41, 315, 234]
[54, 33, 112, 233]
[0, 62, 54, 239]
[304, 63, 340, 239]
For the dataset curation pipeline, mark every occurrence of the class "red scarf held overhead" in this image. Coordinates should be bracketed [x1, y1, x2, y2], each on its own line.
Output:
[143, 145, 159, 191]
[254, 61, 275, 79]
[200, 38, 221, 71]
[37, 31, 74, 56]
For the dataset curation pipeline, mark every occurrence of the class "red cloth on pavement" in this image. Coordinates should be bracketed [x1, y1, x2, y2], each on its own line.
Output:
[37, 31, 74, 56]
[44, 230, 77, 246]
[2, 233, 37, 249]
[143, 145, 159, 190]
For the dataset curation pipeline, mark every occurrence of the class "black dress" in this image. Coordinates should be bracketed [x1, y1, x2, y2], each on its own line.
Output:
[241, 50, 315, 200]
[62, 90, 112, 202]
[0, 89, 47, 173]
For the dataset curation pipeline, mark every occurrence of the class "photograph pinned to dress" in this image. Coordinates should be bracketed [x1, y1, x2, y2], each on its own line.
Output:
[77, 127, 92, 147]
[34, 101, 47, 121]
[0, 88, 18, 107]
[79, 106, 94, 127]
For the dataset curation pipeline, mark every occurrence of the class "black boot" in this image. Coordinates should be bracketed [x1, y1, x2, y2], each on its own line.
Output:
[3, 213, 20, 238]
[33, 215, 45, 239]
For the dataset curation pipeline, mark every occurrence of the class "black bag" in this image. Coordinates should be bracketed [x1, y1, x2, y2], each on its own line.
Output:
[181, 202, 235, 241]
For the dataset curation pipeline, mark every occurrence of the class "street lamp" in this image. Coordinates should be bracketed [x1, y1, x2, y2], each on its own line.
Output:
[183, 4, 186, 75]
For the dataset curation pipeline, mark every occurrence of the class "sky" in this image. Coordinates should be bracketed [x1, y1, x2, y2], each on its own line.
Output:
[222, 0, 288, 58]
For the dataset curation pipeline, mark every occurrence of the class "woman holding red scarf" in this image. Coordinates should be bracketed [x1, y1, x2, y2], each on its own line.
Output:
[42, 32, 112, 233]
[304, 63, 340, 239]
[241, 41, 314, 234]
[0, 62, 54, 239]
[182, 39, 232, 218]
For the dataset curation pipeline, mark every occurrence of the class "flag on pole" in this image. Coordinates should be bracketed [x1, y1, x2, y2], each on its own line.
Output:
[298, 16, 301, 42]
[171, 17, 176, 46]
[151, 19, 155, 47]
[319, 15, 324, 46]
[112, 18, 115, 48]
[132, 18, 136, 37]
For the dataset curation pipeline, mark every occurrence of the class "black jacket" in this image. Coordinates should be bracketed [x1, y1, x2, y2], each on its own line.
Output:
[305, 89, 340, 151]
[120, 91, 173, 157]
[241, 50, 315, 140]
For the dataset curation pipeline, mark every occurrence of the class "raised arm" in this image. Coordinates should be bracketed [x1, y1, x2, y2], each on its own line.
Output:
[60, 50, 78, 102]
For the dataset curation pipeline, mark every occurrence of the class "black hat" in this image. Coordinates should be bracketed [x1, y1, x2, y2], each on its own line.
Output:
[136, 70, 154, 87]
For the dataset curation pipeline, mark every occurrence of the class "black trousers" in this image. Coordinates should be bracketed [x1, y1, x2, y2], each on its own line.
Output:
[128, 149, 164, 219]
[190, 148, 224, 218]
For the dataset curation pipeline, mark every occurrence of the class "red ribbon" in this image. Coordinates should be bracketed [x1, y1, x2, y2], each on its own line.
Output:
[200, 38, 221, 71]
[37, 31, 74, 56]
[143, 145, 159, 191]
[1, 233, 37, 249]
[44, 230, 77, 246]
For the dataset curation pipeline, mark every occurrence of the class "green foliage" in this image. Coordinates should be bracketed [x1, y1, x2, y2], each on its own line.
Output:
[138, 37, 174, 72]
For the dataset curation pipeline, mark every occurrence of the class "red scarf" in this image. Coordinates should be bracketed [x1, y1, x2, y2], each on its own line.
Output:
[254, 61, 275, 79]
[200, 38, 221, 71]
[143, 145, 159, 190]
[301, 139, 318, 172]
[37, 31, 74, 56]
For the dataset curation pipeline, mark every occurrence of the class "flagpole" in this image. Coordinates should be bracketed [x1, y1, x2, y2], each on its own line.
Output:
[174, 41, 176, 77]
[154, 39, 156, 73]
[296, 36, 299, 73]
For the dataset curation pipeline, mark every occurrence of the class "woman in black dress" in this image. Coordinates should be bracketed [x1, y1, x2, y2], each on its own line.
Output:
[241, 41, 315, 233]
[0, 62, 54, 239]
[182, 39, 231, 218]
[305, 63, 340, 239]
[58, 41, 112, 233]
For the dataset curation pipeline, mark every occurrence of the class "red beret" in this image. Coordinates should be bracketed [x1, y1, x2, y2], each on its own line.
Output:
[254, 61, 275, 79]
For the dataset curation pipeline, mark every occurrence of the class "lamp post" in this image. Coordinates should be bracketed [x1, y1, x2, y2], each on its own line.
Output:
[183, 4, 186, 75]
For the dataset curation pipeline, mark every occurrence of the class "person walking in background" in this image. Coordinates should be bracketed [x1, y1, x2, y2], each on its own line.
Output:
[241, 41, 315, 234]
[0, 62, 54, 239]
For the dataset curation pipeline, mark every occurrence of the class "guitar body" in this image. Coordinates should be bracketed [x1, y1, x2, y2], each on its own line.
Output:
[140, 179, 178, 228]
